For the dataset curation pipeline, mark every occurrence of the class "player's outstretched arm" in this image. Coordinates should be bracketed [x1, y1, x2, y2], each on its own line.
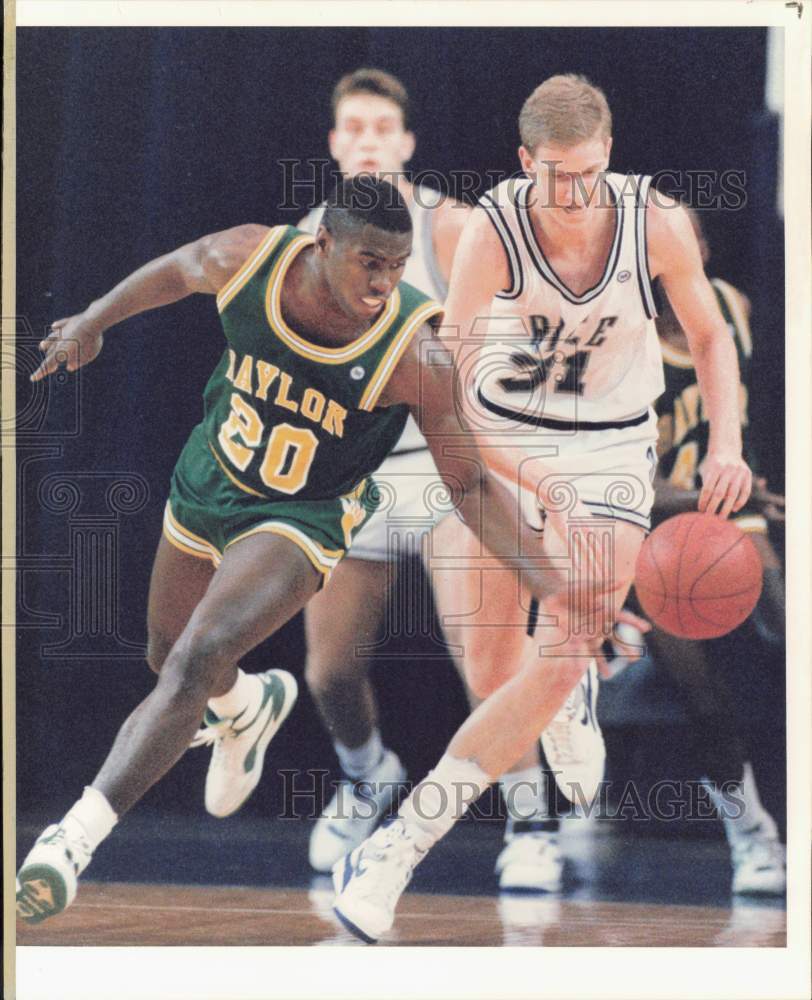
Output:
[380, 320, 587, 603]
[648, 198, 752, 518]
[31, 224, 270, 382]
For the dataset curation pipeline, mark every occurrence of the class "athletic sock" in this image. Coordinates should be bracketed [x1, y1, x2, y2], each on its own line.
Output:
[207, 669, 263, 721]
[398, 753, 491, 847]
[335, 729, 384, 781]
[703, 760, 778, 842]
[62, 786, 118, 852]
[500, 764, 559, 833]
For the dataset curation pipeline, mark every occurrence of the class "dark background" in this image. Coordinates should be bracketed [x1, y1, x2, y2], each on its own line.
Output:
[15, 28, 785, 832]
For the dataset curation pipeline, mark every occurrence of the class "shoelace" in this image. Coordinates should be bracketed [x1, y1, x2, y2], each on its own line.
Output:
[543, 719, 579, 764]
[355, 824, 425, 906]
[39, 825, 92, 871]
[543, 683, 587, 764]
[190, 718, 233, 749]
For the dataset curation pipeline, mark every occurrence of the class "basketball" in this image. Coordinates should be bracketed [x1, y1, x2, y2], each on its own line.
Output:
[634, 512, 763, 640]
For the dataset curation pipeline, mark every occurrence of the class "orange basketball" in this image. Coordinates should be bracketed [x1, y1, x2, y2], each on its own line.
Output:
[634, 512, 763, 640]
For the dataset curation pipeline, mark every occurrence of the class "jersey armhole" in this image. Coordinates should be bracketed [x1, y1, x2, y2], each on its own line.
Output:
[635, 176, 658, 320]
[477, 194, 523, 300]
[358, 301, 444, 411]
[216, 226, 288, 313]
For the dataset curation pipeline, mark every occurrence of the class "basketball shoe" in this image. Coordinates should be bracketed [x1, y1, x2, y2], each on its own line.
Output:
[309, 749, 407, 872]
[729, 824, 786, 895]
[540, 660, 605, 807]
[16, 821, 94, 924]
[332, 817, 431, 943]
[191, 668, 298, 818]
[495, 818, 564, 892]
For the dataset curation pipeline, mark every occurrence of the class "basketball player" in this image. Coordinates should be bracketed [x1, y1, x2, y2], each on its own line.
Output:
[333, 75, 753, 942]
[650, 208, 785, 895]
[297, 68, 582, 891]
[17, 178, 588, 925]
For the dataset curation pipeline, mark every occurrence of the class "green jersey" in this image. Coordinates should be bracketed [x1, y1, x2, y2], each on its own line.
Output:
[656, 276, 758, 492]
[203, 225, 442, 502]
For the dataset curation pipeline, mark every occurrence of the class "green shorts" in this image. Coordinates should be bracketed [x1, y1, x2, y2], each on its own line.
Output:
[164, 424, 377, 583]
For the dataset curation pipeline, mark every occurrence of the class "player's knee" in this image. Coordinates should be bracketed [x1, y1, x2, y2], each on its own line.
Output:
[145, 634, 173, 675]
[160, 624, 239, 697]
[518, 644, 590, 696]
[304, 648, 370, 696]
[464, 662, 513, 700]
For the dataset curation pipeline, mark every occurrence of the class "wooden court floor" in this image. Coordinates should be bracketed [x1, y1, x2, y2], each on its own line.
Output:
[17, 880, 787, 947]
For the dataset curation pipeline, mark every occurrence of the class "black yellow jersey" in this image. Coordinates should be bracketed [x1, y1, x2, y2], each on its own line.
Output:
[655, 277, 764, 532]
[201, 225, 442, 502]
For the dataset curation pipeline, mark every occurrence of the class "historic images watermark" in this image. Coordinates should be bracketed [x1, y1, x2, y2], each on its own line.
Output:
[277, 770, 745, 824]
[278, 160, 748, 213]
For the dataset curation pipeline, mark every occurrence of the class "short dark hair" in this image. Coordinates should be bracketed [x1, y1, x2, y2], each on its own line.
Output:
[322, 176, 412, 242]
[331, 68, 411, 129]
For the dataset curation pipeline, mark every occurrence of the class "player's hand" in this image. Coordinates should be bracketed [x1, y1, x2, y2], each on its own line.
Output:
[698, 451, 752, 519]
[593, 608, 651, 677]
[750, 476, 785, 523]
[31, 313, 105, 382]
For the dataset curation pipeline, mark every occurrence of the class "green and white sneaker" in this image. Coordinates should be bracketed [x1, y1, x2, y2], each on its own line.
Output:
[16, 822, 93, 925]
[191, 669, 298, 818]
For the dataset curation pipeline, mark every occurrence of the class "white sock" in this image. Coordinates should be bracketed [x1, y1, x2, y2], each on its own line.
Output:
[62, 786, 118, 852]
[335, 729, 385, 780]
[398, 753, 491, 847]
[207, 669, 262, 720]
[703, 761, 778, 842]
[500, 765, 552, 824]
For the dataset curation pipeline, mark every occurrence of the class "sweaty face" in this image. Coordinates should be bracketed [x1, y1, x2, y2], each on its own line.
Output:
[520, 134, 612, 224]
[319, 223, 413, 322]
[329, 94, 416, 180]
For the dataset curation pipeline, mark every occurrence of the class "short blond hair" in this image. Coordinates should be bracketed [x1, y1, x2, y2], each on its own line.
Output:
[519, 74, 612, 151]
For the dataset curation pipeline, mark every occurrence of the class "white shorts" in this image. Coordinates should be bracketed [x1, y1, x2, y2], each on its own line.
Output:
[499, 408, 660, 533]
[348, 410, 659, 562]
[348, 447, 454, 562]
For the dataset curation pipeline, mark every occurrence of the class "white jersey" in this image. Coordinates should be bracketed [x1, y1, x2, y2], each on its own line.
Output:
[298, 184, 447, 455]
[475, 172, 664, 425]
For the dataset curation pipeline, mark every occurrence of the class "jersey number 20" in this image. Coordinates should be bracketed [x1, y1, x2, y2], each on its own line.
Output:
[218, 392, 318, 495]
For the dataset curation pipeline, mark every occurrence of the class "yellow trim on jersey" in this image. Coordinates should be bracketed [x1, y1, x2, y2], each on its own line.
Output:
[711, 277, 753, 357]
[732, 513, 768, 535]
[358, 301, 444, 410]
[208, 442, 268, 498]
[658, 339, 694, 369]
[264, 234, 402, 364]
[216, 226, 286, 314]
[225, 521, 343, 579]
[163, 503, 222, 566]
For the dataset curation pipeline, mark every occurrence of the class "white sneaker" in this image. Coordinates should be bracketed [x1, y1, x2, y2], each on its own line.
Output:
[16, 822, 93, 924]
[191, 669, 298, 818]
[540, 660, 605, 806]
[498, 893, 563, 945]
[730, 827, 786, 895]
[309, 749, 407, 873]
[495, 821, 564, 892]
[332, 817, 430, 943]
